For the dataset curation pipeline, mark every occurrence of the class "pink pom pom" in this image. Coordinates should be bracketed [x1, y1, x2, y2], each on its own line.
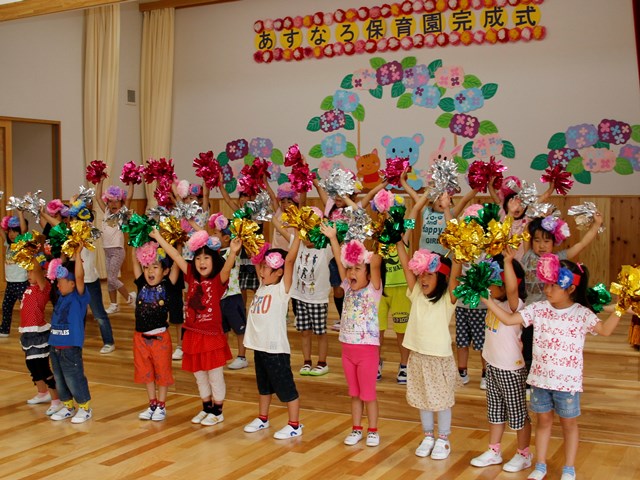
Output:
[341, 240, 372, 267]
[285, 144, 302, 167]
[120, 161, 143, 185]
[187, 230, 210, 252]
[176, 180, 189, 199]
[46, 199, 65, 216]
[136, 241, 160, 267]
[373, 189, 395, 213]
[288, 163, 314, 193]
[408, 249, 431, 276]
[265, 252, 285, 269]
[251, 242, 271, 265]
[47, 258, 63, 281]
[180, 218, 193, 233]
[208, 213, 229, 232]
[382, 157, 409, 187]
[86, 160, 108, 185]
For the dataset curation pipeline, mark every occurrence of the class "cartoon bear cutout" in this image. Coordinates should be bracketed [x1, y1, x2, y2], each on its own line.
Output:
[355, 148, 382, 191]
[381, 133, 425, 190]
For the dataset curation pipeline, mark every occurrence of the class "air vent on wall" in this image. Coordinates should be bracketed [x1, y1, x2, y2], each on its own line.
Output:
[126, 89, 136, 105]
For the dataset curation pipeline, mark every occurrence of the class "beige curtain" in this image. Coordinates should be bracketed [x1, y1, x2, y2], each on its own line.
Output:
[84, 5, 120, 278]
[141, 8, 175, 207]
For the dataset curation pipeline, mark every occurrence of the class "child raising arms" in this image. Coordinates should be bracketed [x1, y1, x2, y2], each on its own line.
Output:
[396, 243, 461, 460]
[322, 223, 383, 448]
[482, 255, 622, 480]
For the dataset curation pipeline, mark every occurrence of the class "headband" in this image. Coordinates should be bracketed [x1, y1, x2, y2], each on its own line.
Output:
[341, 240, 373, 268]
[408, 249, 450, 276]
[537, 253, 581, 289]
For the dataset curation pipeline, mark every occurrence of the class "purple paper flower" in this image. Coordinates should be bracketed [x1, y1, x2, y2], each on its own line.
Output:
[249, 137, 273, 158]
[619, 144, 640, 171]
[565, 124, 598, 149]
[352, 68, 377, 90]
[450, 113, 479, 139]
[226, 138, 249, 160]
[320, 109, 346, 133]
[547, 148, 579, 169]
[333, 90, 360, 113]
[376, 61, 403, 86]
[598, 119, 631, 145]
[402, 65, 430, 89]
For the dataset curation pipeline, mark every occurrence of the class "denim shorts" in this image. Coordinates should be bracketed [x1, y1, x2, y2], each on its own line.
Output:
[529, 386, 581, 418]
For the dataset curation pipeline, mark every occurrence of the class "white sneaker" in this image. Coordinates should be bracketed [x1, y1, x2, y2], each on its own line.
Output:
[560, 473, 576, 480]
[415, 436, 435, 457]
[71, 407, 92, 424]
[527, 469, 547, 480]
[139, 407, 155, 420]
[273, 424, 302, 439]
[366, 431, 380, 447]
[0, 332, 9, 338]
[503, 452, 533, 472]
[460, 372, 470, 384]
[299, 364, 312, 376]
[105, 303, 119, 314]
[127, 291, 137, 304]
[45, 403, 63, 416]
[244, 417, 269, 433]
[151, 407, 166, 422]
[330, 322, 341, 331]
[201, 413, 224, 426]
[100, 344, 115, 354]
[172, 346, 183, 361]
[308, 365, 329, 376]
[228, 357, 249, 370]
[431, 438, 451, 460]
[51, 407, 75, 421]
[480, 377, 487, 390]
[344, 429, 363, 445]
[471, 449, 503, 467]
[191, 410, 208, 424]
[27, 392, 51, 404]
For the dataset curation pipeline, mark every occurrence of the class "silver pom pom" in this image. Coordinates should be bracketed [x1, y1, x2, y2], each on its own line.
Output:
[172, 200, 203, 220]
[146, 206, 171, 221]
[22, 190, 47, 222]
[427, 159, 460, 201]
[5, 196, 25, 212]
[90, 227, 103, 240]
[516, 180, 538, 208]
[319, 168, 356, 199]
[526, 202, 556, 219]
[568, 201, 606, 233]
[245, 191, 274, 222]
[105, 205, 132, 228]
[77, 186, 96, 204]
[343, 207, 373, 242]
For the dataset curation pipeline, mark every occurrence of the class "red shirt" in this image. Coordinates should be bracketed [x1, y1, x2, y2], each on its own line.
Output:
[19, 281, 52, 332]
[184, 265, 226, 335]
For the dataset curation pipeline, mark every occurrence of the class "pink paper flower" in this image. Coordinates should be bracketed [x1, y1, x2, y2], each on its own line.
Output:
[208, 213, 229, 232]
[341, 240, 372, 267]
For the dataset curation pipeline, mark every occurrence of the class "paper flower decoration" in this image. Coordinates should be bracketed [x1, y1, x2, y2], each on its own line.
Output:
[408, 249, 446, 276]
[208, 213, 229, 232]
[536, 254, 579, 290]
[541, 215, 570, 245]
[1, 215, 19, 230]
[340, 240, 372, 267]
[46, 258, 72, 281]
[186, 230, 221, 253]
[102, 185, 126, 203]
[250, 242, 271, 266]
[265, 252, 285, 269]
[372, 189, 395, 213]
[136, 241, 167, 267]
[46, 199, 66, 216]
[86, 160, 108, 185]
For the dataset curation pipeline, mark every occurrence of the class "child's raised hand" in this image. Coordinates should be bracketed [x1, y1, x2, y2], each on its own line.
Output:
[593, 211, 603, 226]
[230, 237, 242, 254]
[149, 228, 160, 241]
[503, 246, 517, 261]
[320, 222, 337, 239]
[439, 191, 451, 209]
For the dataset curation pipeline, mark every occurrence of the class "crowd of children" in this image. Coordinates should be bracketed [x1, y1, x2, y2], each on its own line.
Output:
[0, 157, 632, 480]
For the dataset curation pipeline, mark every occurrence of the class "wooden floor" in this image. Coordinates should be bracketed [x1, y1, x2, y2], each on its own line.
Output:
[0, 282, 639, 479]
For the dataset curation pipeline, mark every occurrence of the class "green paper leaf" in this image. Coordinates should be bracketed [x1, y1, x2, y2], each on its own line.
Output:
[593, 141, 610, 149]
[437, 86, 446, 96]
[462, 141, 474, 160]
[401, 56, 417, 69]
[270, 148, 283, 165]
[454, 155, 469, 173]
[573, 170, 592, 184]
[427, 59, 442, 78]
[224, 178, 237, 194]
[435, 113, 454, 129]
[502, 140, 515, 159]
[320, 96, 334, 110]
[547, 132, 566, 150]
[396, 92, 414, 109]
[566, 157, 584, 174]
[632, 125, 640, 143]
[341, 74, 354, 89]
[481, 83, 498, 100]
[478, 120, 498, 135]
[463, 74, 482, 88]
[438, 97, 455, 112]
[391, 81, 406, 98]
[277, 173, 289, 185]
[308, 145, 323, 159]
[352, 103, 365, 122]
[244, 154, 254, 165]
[344, 115, 355, 130]
[369, 85, 383, 99]
[614, 157, 634, 175]
[530, 154, 549, 170]
[217, 151, 229, 166]
[307, 116, 321, 132]
[370, 57, 386, 69]
[344, 142, 357, 158]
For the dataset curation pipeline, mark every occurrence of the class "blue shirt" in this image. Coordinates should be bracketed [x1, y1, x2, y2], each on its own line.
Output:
[49, 289, 90, 347]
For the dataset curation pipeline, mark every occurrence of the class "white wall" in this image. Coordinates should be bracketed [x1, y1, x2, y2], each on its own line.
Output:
[172, 0, 640, 195]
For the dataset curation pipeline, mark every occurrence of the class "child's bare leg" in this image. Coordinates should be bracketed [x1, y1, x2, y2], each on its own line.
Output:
[559, 416, 579, 467]
[301, 330, 312, 363]
[318, 333, 328, 364]
[286, 397, 300, 423]
[517, 418, 532, 450]
[158, 385, 169, 403]
[351, 397, 363, 426]
[534, 411, 554, 465]
[365, 399, 378, 429]
[236, 333, 246, 357]
[258, 394, 271, 417]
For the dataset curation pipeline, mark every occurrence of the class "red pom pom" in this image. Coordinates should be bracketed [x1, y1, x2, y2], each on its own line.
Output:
[383, 157, 410, 187]
[541, 165, 574, 196]
[288, 162, 314, 193]
[86, 160, 108, 185]
[120, 161, 143, 185]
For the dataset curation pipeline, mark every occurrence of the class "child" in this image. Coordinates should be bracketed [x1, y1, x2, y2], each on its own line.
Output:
[395, 243, 461, 460]
[470, 251, 532, 472]
[322, 223, 383, 448]
[0, 212, 28, 336]
[482, 255, 622, 480]
[19, 256, 61, 416]
[266, 182, 302, 251]
[96, 178, 136, 313]
[82, 247, 116, 354]
[274, 211, 332, 376]
[132, 241, 180, 421]
[47, 250, 93, 423]
[242, 235, 304, 440]
[151, 228, 239, 427]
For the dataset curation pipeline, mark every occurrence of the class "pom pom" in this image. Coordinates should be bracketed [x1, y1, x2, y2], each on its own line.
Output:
[120, 161, 144, 185]
[285, 144, 303, 167]
[176, 180, 189, 199]
[382, 157, 410, 187]
[587, 283, 611, 313]
[208, 213, 229, 232]
[319, 168, 356, 198]
[499, 175, 521, 200]
[251, 242, 271, 265]
[193, 151, 222, 189]
[86, 160, 108, 185]
[407, 249, 447, 276]
[288, 162, 314, 194]
[189, 184, 203, 197]
[122, 213, 156, 247]
[541, 165, 574, 196]
[1, 215, 19, 230]
[239, 159, 271, 196]
[136, 241, 161, 267]
[467, 157, 506, 193]
[46, 199, 65, 216]
[186, 230, 210, 252]
[567, 202, 605, 234]
[340, 240, 372, 267]
[453, 260, 503, 308]
[144, 158, 177, 184]
[610, 264, 640, 316]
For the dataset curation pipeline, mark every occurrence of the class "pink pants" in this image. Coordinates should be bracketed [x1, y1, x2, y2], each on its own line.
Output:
[341, 343, 379, 402]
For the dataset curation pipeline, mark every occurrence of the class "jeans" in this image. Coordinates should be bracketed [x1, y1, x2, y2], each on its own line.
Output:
[85, 280, 114, 345]
[50, 347, 91, 404]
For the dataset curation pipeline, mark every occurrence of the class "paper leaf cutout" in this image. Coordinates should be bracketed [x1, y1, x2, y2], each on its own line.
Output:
[217, 151, 229, 166]
[401, 56, 417, 69]
[370, 57, 386, 69]
[573, 170, 592, 184]
[427, 59, 442, 78]
[454, 155, 468, 173]
[369, 85, 383, 99]
[479, 120, 498, 135]
[341, 74, 354, 89]
[439, 97, 455, 112]
[462, 141, 474, 159]
[391, 81, 406, 98]
[320, 96, 334, 110]
[396, 92, 414, 109]
[271, 148, 284, 165]
[547, 132, 566, 149]
[307, 117, 321, 132]
[225, 178, 237, 193]
[481, 83, 498, 100]
[566, 156, 584, 174]
[277, 173, 289, 185]
[352, 103, 365, 121]
[344, 142, 357, 158]
[463, 74, 482, 88]
[530, 154, 548, 170]
[437, 86, 446, 96]
[614, 158, 634, 175]
[244, 154, 254, 165]
[435, 113, 454, 128]
[502, 140, 515, 159]
[632, 125, 640, 143]
[309, 145, 323, 158]
[344, 115, 355, 130]
[593, 141, 610, 149]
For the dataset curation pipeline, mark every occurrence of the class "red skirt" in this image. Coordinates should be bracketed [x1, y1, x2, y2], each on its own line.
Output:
[181, 330, 232, 372]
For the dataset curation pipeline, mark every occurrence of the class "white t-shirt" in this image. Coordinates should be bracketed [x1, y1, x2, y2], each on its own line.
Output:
[5, 243, 28, 282]
[101, 222, 124, 248]
[243, 281, 291, 354]
[291, 244, 333, 304]
[81, 248, 100, 283]
[520, 301, 599, 392]
[338, 279, 382, 346]
[402, 286, 456, 357]
[483, 298, 525, 371]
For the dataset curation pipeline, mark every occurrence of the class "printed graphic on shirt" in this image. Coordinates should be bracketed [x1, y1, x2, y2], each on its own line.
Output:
[249, 293, 273, 316]
[485, 310, 501, 333]
[295, 250, 321, 295]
